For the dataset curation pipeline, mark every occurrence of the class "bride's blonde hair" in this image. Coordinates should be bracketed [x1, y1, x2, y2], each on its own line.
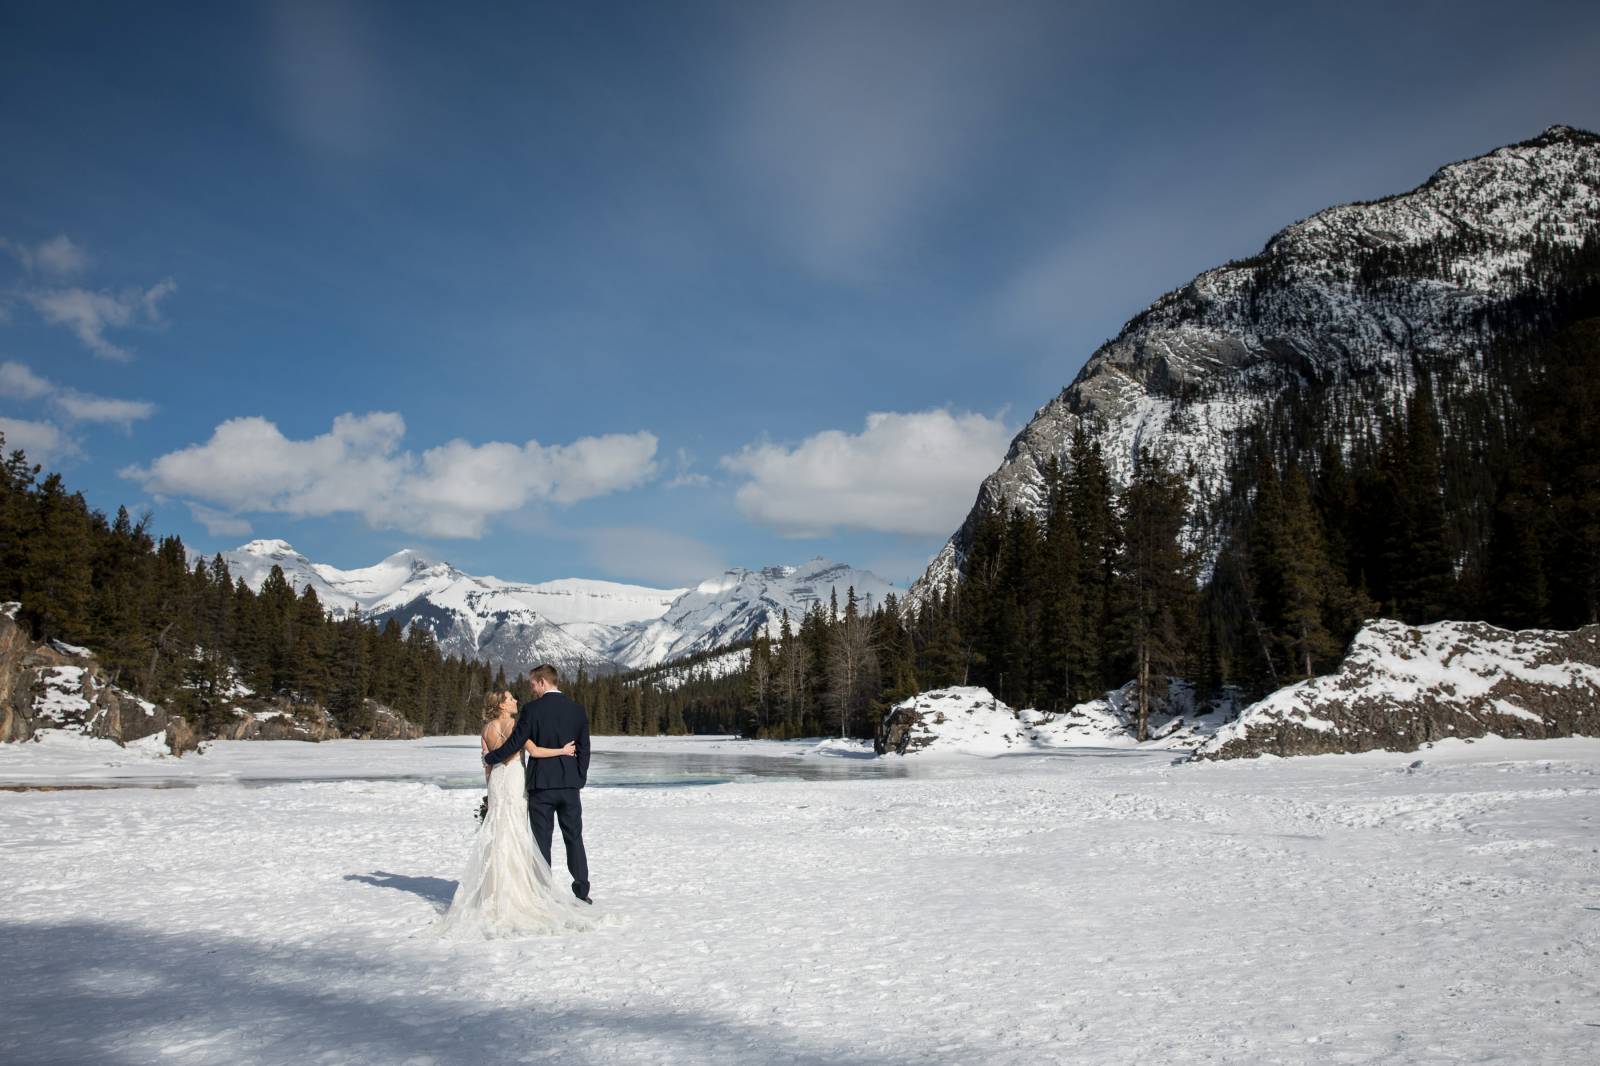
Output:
[482, 689, 514, 722]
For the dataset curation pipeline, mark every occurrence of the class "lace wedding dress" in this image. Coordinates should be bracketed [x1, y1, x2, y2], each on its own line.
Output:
[438, 757, 595, 938]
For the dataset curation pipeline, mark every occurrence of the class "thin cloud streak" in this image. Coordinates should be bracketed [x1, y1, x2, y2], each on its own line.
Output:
[0, 360, 156, 428]
[721, 1, 1066, 283]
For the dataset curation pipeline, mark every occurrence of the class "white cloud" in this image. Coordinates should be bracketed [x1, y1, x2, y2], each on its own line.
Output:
[0, 416, 79, 465]
[0, 360, 53, 400]
[26, 279, 177, 361]
[53, 389, 158, 427]
[2, 234, 89, 275]
[34, 236, 90, 276]
[0, 360, 155, 427]
[123, 412, 660, 539]
[721, 409, 1014, 537]
[582, 527, 727, 587]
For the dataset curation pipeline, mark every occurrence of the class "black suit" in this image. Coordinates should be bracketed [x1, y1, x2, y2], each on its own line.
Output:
[483, 690, 592, 900]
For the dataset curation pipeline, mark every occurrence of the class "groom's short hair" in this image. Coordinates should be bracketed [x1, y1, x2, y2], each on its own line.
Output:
[530, 664, 560, 687]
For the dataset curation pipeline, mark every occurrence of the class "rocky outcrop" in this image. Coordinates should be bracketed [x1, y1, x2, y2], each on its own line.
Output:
[213, 696, 421, 740]
[164, 715, 200, 757]
[0, 611, 185, 750]
[1, 610, 424, 751]
[220, 698, 341, 742]
[876, 683, 1230, 756]
[1198, 619, 1600, 760]
[1, 605, 32, 743]
[351, 700, 425, 740]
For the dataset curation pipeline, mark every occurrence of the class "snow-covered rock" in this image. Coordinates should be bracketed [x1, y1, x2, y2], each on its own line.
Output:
[1198, 618, 1600, 760]
[875, 682, 1233, 756]
[916, 125, 1600, 598]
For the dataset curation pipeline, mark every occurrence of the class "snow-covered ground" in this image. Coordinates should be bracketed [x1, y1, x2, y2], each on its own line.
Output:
[3, 735, 1598, 1064]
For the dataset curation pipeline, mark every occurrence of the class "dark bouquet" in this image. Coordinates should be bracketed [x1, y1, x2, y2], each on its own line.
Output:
[474, 795, 488, 825]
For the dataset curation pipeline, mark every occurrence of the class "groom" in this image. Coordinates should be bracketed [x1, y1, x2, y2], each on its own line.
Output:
[482, 664, 592, 904]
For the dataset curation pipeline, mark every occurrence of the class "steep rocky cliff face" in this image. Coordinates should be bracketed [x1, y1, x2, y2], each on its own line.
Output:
[1198, 619, 1600, 759]
[917, 126, 1600, 597]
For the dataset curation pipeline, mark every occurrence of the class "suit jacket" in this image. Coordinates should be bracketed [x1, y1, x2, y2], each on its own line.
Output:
[482, 690, 591, 790]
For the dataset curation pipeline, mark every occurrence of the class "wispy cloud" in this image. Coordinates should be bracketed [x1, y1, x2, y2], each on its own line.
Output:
[0, 360, 53, 400]
[123, 412, 661, 539]
[0, 359, 156, 428]
[2, 234, 90, 276]
[53, 389, 157, 427]
[4, 233, 176, 361]
[664, 447, 711, 489]
[266, 0, 392, 157]
[722, 2, 1060, 283]
[26, 279, 177, 361]
[721, 409, 1013, 537]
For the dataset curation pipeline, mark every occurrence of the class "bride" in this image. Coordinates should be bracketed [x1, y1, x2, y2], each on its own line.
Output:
[439, 690, 596, 938]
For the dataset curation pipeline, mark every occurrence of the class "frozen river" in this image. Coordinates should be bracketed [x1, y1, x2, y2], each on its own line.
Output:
[2, 734, 1598, 1064]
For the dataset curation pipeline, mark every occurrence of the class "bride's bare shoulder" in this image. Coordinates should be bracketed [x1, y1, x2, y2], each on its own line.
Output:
[481, 720, 511, 747]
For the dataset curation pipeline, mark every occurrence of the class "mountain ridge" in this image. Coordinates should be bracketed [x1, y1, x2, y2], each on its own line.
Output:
[213, 540, 898, 677]
[914, 123, 1600, 601]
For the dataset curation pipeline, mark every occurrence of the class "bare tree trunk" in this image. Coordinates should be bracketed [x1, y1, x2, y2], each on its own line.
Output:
[1137, 642, 1150, 742]
[148, 620, 176, 693]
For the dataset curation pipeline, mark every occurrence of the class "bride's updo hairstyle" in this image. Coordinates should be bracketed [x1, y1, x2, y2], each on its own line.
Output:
[482, 689, 513, 722]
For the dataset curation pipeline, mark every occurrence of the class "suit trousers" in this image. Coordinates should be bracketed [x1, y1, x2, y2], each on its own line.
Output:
[528, 786, 589, 899]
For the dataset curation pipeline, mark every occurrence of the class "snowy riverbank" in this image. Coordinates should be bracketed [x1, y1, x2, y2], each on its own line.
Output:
[0, 732, 839, 787]
[3, 736, 1598, 1063]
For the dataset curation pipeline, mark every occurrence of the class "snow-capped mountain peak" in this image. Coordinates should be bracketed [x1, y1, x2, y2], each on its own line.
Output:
[238, 538, 298, 556]
[608, 557, 900, 669]
[217, 542, 898, 676]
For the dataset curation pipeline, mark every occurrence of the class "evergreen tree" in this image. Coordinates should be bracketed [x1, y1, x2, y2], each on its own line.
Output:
[1113, 449, 1195, 740]
[1066, 430, 1119, 700]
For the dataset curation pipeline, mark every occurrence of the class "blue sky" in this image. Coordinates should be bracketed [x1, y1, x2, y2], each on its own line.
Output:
[2, 1, 1597, 589]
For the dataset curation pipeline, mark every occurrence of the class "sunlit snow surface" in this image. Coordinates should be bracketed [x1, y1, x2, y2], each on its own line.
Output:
[2, 735, 1598, 1064]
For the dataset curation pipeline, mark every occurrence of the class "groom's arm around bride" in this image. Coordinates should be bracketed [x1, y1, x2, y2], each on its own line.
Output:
[482, 678, 589, 789]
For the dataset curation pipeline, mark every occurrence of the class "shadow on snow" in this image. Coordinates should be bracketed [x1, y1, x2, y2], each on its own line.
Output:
[344, 871, 458, 912]
[0, 919, 923, 1065]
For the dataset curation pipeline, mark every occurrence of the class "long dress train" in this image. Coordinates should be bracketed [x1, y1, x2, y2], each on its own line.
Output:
[438, 758, 594, 938]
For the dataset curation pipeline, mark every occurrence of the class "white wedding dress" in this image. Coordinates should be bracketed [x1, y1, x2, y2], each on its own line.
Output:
[438, 756, 595, 939]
